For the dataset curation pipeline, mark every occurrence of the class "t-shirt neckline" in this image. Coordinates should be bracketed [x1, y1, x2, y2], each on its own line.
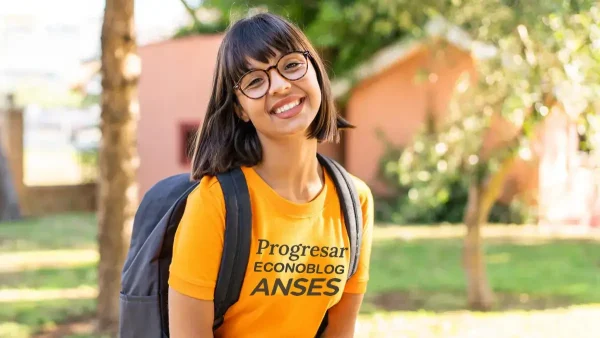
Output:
[241, 166, 330, 218]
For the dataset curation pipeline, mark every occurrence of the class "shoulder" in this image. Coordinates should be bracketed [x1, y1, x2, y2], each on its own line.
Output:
[348, 173, 373, 208]
[186, 174, 225, 214]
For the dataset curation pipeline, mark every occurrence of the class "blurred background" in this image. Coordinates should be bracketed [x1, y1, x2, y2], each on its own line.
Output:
[0, 0, 599, 337]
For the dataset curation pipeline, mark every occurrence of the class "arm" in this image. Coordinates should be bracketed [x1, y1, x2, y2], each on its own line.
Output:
[168, 288, 215, 338]
[321, 293, 364, 338]
[167, 179, 226, 337]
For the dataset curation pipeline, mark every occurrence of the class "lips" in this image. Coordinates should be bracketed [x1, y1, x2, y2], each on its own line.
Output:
[269, 96, 305, 115]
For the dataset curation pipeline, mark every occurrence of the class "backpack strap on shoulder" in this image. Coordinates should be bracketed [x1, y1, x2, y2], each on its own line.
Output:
[212, 168, 252, 331]
[316, 154, 363, 279]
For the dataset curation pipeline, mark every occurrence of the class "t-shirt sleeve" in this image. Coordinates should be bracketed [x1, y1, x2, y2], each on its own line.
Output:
[343, 178, 374, 294]
[168, 177, 225, 300]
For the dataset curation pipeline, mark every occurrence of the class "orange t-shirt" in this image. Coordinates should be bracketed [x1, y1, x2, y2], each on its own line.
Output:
[168, 165, 374, 337]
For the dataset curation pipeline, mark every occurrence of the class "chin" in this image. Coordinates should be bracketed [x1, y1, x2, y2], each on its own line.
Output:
[275, 126, 311, 139]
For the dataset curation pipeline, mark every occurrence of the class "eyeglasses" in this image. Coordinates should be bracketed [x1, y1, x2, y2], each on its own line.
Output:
[233, 51, 310, 99]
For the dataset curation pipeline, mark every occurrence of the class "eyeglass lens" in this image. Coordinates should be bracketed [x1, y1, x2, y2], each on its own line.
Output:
[239, 52, 308, 99]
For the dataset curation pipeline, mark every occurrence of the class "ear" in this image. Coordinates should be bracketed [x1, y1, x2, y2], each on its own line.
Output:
[234, 101, 250, 122]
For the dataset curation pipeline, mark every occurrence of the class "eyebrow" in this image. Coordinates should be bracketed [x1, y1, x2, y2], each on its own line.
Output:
[243, 52, 286, 72]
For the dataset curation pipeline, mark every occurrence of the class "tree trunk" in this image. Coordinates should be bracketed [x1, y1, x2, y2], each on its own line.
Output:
[0, 137, 20, 222]
[97, 0, 139, 335]
[463, 155, 516, 311]
[463, 183, 494, 311]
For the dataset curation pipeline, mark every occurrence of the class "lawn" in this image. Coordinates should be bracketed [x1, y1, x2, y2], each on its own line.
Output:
[1, 213, 599, 337]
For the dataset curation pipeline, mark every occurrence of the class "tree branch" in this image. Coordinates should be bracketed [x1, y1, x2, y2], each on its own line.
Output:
[179, 0, 201, 29]
[477, 90, 556, 214]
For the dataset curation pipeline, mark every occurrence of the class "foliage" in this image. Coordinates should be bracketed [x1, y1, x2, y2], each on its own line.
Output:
[376, 129, 470, 224]
[377, 0, 598, 226]
[173, 18, 229, 37]
[376, 125, 535, 225]
[175, 0, 442, 78]
[74, 149, 99, 184]
[178, 0, 599, 227]
[176, 0, 599, 131]
[177, 1, 599, 85]
[469, 0, 598, 165]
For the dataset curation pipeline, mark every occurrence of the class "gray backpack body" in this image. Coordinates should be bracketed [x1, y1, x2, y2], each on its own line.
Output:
[119, 154, 362, 337]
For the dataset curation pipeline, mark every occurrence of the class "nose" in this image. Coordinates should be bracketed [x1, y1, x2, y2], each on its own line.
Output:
[267, 69, 291, 96]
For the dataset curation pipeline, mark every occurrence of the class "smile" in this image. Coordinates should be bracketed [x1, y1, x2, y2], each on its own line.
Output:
[273, 98, 303, 115]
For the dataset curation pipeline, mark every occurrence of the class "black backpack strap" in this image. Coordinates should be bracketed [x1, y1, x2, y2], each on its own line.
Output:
[315, 154, 363, 337]
[212, 168, 252, 331]
[316, 153, 363, 279]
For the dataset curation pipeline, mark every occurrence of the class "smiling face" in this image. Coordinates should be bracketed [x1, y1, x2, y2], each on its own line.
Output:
[234, 50, 322, 140]
[189, 12, 347, 177]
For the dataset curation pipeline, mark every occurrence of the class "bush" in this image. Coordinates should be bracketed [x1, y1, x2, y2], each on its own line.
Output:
[374, 129, 535, 225]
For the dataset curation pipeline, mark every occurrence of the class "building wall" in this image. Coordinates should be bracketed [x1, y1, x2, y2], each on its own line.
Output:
[22, 184, 97, 217]
[3, 108, 97, 217]
[344, 44, 476, 194]
[537, 108, 600, 227]
[137, 34, 223, 200]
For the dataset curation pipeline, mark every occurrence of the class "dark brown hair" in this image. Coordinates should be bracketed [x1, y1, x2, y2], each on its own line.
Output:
[190, 12, 354, 180]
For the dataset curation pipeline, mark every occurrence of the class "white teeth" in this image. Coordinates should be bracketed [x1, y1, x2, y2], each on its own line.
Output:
[274, 99, 301, 114]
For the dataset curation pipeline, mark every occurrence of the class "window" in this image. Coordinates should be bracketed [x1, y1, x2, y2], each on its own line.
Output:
[179, 121, 200, 165]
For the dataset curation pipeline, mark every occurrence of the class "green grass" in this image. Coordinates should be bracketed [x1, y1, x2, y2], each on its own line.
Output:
[1, 263, 97, 290]
[1, 213, 600, 337]
[0, 299, 96, 338]
[0, 213, 97, 252]
[362, 238, 600, 313]
[0, 213, 98, 337]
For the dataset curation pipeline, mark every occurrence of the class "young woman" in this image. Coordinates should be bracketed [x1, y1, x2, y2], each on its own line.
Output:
[168, 12, 374, 338]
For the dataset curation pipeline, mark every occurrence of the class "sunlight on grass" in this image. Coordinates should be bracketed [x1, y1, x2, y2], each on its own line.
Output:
[373, 224, 600, 241]
[0, 250, 98, 273]
[487, 252, 511, 264]
[0, 286, 97, 303]
[355, 305, 600, 337]
[0, 322, 30, 338]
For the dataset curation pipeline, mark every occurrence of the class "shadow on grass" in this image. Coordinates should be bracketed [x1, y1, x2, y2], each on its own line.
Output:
[0, 298, 96, 338]
[361, 290, 593, 314]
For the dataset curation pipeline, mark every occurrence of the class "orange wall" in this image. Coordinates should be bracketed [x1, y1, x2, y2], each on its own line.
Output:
[137, 34, 224, 201]
[344, 44, 475, 193]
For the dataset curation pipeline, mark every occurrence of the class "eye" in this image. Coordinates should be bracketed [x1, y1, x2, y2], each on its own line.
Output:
[285, 62, 302, 70]
[245, 78, 264, 89]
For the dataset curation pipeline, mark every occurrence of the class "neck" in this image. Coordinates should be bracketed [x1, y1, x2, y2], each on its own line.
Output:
[253, 135, 324, 203]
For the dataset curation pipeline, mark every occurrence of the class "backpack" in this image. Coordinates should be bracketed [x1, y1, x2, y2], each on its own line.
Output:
[119, 153, 363, 337]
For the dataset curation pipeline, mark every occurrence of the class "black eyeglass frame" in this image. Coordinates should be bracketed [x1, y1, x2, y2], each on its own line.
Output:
[233, 50, 311, 100]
